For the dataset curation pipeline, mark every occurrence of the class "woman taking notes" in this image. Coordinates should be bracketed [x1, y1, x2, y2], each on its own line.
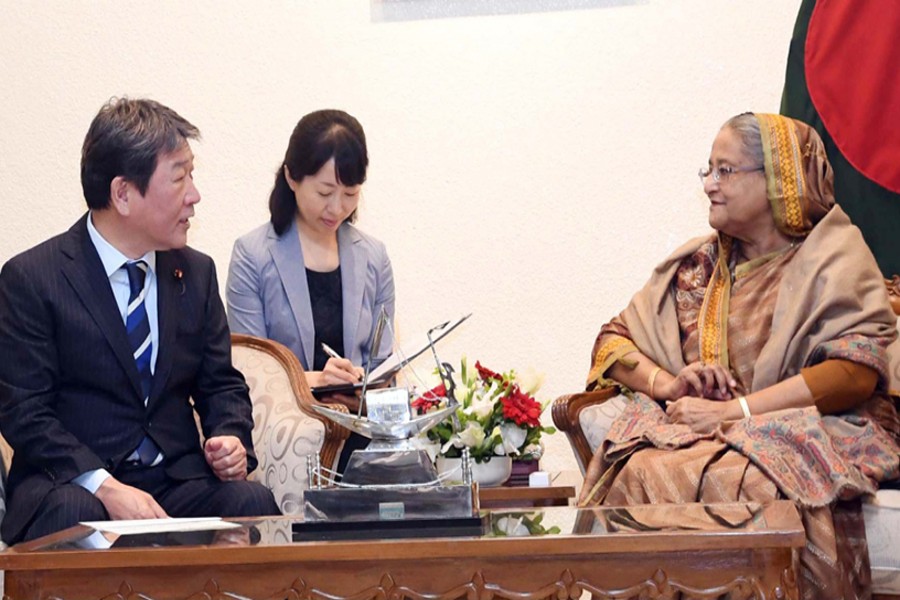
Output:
[226, 110, 395, 469]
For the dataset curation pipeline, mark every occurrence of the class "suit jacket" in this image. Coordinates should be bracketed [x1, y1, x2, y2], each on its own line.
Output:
[0, 215, 257, 542]
[226, 220, 395, 371]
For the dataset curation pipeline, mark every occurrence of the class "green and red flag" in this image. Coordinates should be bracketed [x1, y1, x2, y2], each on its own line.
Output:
[781, 0, 900, 277]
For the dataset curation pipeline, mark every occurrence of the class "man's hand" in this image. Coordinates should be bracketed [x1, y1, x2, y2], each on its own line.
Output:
[204, 435, 248, 481]
[95, 477, 169, 520]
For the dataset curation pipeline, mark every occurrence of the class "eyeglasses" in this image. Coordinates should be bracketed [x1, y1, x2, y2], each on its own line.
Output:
[698, 165, 764, 183]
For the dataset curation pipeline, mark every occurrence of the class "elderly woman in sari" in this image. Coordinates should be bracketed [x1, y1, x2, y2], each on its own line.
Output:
[580, 113, 900, 599]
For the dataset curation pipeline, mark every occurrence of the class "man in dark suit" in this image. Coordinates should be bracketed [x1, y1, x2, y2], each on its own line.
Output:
[0, 98, 279, 544]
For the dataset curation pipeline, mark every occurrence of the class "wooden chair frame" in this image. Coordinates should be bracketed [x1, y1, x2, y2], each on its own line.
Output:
[886, 276, 900, 315]
[231, 333, 350, 476]
[551, 388, 617, 473]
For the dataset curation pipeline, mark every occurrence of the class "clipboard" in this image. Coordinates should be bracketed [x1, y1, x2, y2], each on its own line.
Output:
[310, 313, 471, 396]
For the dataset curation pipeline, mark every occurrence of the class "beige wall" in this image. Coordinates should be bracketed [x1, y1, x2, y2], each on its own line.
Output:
[0, 0, 802, 474]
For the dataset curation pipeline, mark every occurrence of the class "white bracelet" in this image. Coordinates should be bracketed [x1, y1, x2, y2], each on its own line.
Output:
[737, 396, 751, 419]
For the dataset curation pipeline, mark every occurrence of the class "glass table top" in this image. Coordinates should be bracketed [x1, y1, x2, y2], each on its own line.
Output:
[22, 501, 793, 553]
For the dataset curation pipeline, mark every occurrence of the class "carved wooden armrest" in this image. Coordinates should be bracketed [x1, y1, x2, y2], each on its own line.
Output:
[231, 333, 350, 473]
[886, 276, 900, 316]
[552, 387, 618, 473]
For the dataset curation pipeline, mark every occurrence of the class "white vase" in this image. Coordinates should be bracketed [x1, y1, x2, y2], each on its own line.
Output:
[436, 456, 512, 488]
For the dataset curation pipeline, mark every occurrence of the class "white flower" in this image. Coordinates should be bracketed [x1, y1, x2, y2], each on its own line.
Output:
[518, 367, 545, 396]
[499, 423, 527, 455]
[440, 421, 485, 454]
[495, 516, 530, 536]
[469, 395, 495, 419]
[441, 421, 484, 454]
[411, 434, 441, 461]
[521, 442, 544, 459]
[483, 425, 506, 455]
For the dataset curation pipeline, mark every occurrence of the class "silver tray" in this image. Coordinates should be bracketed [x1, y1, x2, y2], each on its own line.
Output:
[310, 403, 457, 440]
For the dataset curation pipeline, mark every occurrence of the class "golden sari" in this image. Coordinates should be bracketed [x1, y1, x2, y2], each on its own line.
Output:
[582, 115, 900, 599]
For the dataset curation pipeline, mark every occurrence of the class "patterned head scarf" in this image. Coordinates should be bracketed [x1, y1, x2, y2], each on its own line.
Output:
[753, 113, 835, 237]
[698, 115, 837, 367]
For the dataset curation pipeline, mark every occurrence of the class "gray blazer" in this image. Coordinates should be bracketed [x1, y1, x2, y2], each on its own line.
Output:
[226, 220, 395, 371]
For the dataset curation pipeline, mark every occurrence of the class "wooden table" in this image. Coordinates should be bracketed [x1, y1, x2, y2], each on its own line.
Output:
[0, 501, 804, 600]
[478, 484, 575, 508]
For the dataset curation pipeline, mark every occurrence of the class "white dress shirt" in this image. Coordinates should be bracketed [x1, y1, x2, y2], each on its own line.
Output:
[73, 213, 160, 493]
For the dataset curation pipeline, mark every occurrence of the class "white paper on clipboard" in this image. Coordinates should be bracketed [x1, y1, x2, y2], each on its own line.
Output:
[311, 313, 471, 395]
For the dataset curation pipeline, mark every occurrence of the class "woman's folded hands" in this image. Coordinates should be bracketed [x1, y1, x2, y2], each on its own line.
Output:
[661, 361, 743, 433]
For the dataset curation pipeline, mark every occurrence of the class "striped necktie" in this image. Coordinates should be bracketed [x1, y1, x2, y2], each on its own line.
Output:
[124, 261, 153, 401]
[124, 261, 159, 465]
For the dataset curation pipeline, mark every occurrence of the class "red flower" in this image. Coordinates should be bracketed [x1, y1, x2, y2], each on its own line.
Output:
[475, 361, 503, 383]
[412, 383, 446, 413]
[476, 361, 513, 392]
[501, 388, 542, 428]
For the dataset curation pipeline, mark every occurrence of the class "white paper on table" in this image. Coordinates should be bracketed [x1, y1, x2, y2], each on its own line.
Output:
[80, 517, 241, 535]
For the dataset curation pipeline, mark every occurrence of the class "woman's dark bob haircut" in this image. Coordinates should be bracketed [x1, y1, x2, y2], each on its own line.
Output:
[269, 109, 368, 235]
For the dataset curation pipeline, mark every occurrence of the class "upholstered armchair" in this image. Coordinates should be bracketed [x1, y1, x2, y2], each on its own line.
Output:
[552, 278, 900, 599]
[231, 333, 349, 515]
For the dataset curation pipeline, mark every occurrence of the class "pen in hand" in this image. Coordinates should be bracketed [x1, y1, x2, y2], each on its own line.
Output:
[321, 343, 363, 381]
[320, 343, 343, 361]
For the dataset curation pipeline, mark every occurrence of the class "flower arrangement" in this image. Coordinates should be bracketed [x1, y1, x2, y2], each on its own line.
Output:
[489, 511, 562, 537]
[411, 358, 555, 464]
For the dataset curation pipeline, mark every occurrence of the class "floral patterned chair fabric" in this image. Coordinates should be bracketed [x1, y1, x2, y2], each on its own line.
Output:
[231, 333, 349, 515]
[550, 388, 619, 474]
